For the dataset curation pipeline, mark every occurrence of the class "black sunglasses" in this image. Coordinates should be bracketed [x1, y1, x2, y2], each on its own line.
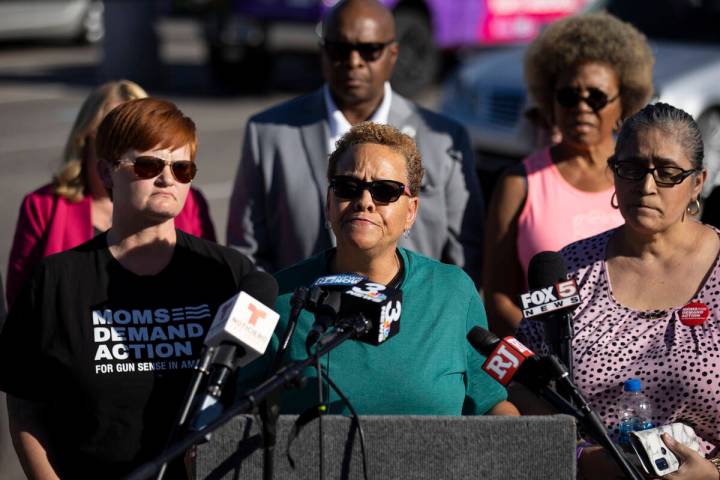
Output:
[321, 39, 395, 62]
[330, 175, 410, 203]
[555, 87, 619, 112]
[120, 156, 197, 184]
[609, 157, 699, 187]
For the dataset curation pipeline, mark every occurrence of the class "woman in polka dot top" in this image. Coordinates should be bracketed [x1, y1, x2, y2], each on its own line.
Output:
[520, 103, 720, 480]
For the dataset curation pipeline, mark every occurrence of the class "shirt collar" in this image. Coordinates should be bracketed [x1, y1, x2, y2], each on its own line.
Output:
[323, 82, 393, 151]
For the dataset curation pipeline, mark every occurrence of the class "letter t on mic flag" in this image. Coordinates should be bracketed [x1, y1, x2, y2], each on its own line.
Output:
[204, 271, 280, 367]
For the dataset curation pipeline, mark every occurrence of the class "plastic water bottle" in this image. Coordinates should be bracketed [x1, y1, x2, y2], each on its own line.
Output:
[617, 378, 654, 445]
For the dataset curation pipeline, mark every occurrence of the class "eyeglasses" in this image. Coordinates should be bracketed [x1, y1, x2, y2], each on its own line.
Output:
[321, 39, 395, 62]
[330, 175, 410, 203]
[119, 156, 197, 184]
[555, 87, 619, 112]
[609, 158, 700, 186]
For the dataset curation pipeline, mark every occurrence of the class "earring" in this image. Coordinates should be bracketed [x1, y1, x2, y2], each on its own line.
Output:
[402, 228, 411, 239]
[687, 198, 701, 216]
[613, 117, 624, 133]
[610, 192, 619, 209]
[324, 219, 332, 230]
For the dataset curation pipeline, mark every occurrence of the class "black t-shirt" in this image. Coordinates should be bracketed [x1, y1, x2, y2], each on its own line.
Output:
[0, 230, 255, 478]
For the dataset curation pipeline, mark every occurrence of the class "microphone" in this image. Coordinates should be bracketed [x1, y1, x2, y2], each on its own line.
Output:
[305, 277, 402, 349]
[341, 280, 402, 345]
[468, 326, 646, 480]
[467, 326, 560, 393]
[190, 270, 280, 431]
[521, 251, 580, 377]
[521, 252, 581, 319]
[302, 274, 366, 350]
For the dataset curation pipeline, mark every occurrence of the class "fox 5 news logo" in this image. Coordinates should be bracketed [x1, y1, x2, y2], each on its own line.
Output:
[520, 279, 581, 318]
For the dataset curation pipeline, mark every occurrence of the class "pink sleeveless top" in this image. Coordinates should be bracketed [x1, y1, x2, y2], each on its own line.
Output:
[516, 148, 623, 279]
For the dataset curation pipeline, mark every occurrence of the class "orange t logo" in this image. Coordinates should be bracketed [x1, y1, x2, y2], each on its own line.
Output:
[247, 303, 268, 326]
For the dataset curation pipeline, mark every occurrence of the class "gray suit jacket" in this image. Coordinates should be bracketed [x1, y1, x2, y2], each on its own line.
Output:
[227, 88, 484, 283]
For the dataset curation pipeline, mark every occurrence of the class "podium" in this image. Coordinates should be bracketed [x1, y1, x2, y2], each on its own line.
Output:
[194, 414, 576, 479]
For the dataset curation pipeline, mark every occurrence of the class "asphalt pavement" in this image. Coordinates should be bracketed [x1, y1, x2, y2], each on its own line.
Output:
[0, 18, 439, 286]
[0, 19, 298, 283]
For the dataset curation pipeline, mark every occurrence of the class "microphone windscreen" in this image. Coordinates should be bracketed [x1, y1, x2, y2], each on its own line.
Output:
[236, 270, 279, 310]
[528, 251, 567, 290]
[466, 326, 499, 356]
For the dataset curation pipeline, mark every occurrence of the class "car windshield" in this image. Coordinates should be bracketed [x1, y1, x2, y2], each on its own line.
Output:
[588, 0, 720, 43]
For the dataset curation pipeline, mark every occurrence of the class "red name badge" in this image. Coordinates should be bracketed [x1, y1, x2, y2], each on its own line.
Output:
[678, 302, 710, 327]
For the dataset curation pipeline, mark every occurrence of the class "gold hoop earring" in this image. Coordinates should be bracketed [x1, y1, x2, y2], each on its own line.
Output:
[611, 192, 619, 209]
[687, 198, 701, 216]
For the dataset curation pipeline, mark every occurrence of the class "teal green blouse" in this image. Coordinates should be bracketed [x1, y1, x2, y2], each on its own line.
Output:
[238, 248, 506, 416]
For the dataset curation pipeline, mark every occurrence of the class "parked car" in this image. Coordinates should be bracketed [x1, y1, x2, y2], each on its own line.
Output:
[0, 0, 103, 44]
[198, 0, 589, 96]
[441, 0, 720, 198]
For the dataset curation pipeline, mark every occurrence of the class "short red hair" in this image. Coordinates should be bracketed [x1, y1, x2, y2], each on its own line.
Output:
[95, 98, 197, 165]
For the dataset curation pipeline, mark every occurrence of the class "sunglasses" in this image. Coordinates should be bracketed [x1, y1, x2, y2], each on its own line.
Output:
[120, 156, 197, 184]
[330, 175, 410, 203]
[555, 87, 619, 112]
[321, 39, 395, 62]
[609, 158, 699, 187]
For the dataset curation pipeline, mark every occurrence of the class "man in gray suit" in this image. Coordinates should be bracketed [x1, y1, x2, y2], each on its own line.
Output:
[227, 0, 484, 284]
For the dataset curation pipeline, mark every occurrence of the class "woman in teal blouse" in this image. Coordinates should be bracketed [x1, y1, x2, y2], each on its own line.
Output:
[253, 122, 516, 416]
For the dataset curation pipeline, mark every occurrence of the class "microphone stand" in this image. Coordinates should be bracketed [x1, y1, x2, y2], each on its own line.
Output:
[538, 356, 643, 480]
[154, 346, 215, 480]
[559, 312, 574, 382]
[125, 314, 371, 480]
[262, 287, 307, 480]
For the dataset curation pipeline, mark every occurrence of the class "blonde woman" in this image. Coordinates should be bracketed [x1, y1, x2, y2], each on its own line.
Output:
[6, 81, 216, 307]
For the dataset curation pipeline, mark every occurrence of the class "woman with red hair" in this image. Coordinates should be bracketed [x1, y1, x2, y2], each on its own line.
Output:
[0, 98, 257, 479]
[6, 81, 216, 308]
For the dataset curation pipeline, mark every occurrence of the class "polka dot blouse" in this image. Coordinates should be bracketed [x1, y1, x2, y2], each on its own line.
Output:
[518, 228, 720, 456]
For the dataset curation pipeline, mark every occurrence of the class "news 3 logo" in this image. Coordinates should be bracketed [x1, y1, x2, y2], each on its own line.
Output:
[378, 300, 401, 343]
[520, 279, 581, 319]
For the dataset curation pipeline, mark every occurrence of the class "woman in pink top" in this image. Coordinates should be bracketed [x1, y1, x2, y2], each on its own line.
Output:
[483, 13, 654, 337]
[520, 103, 720, 480]
[6, 81, 216, 307]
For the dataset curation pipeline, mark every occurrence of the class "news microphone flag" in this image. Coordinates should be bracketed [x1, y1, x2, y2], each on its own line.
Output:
[205, 290, 280, 367]
[310, 273, 366, 288]
[467, 326, 555, 393]
[342, 280, 402, 345]
[480, 336, 536, 385]
[519, 278, 581, 318]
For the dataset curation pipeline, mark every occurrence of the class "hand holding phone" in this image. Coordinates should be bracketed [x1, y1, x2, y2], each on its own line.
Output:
[630, 423, 702, 476]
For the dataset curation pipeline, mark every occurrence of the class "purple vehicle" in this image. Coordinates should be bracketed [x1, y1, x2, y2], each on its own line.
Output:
[202, 0, 586, 95]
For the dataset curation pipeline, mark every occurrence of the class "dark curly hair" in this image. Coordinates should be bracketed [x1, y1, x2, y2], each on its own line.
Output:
[524, 12, 654, 123]
[327, 122, 424, 196]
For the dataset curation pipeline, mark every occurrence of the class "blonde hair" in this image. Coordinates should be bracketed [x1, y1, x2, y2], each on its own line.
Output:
[53, 80, 148, 201]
